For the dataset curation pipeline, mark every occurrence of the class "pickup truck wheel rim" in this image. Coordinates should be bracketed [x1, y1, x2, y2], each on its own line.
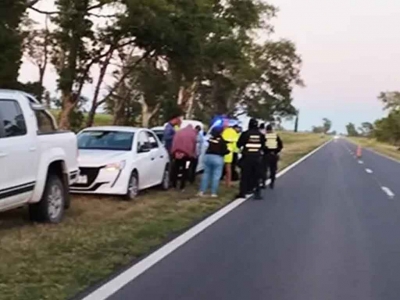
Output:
[129, 175, 138, 199]
[48, 185, 63, 219]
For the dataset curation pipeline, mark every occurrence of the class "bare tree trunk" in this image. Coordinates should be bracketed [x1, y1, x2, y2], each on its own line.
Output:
[177, 80, 198, 118]
[139, 95, 161, 127]
[58, 94, 75, 130]
[86, 48, 115, 127]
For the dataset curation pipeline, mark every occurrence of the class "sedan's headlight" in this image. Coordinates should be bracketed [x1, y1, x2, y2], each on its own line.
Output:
[104, 160, 126, 172]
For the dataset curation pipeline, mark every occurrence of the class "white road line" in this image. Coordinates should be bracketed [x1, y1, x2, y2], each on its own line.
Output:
[81, 140, 332, 300]
[382, 187, 395, 198]
[358, 160, 364, 164]
[365, 168, 373, 174]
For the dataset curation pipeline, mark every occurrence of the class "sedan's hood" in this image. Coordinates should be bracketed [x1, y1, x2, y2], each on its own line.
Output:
[78, 150, 129, 167]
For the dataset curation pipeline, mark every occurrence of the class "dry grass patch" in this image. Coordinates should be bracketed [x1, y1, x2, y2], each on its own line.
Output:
[348, 137, 400, 161]
[0, 132, 327, 300]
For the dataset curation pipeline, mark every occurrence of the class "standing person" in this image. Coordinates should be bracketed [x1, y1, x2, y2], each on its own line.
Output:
[264, 124, 283, 189]
[170, 125, 197, 191]
[236, 118, 266, 200]
[231, 125, 241, 181]
[163, 115, 182, 155]
[259, 123, 266, 135]
[189, 125, 204, 184]
[222, 125, 239, 187]
[198, 128, 229, 197]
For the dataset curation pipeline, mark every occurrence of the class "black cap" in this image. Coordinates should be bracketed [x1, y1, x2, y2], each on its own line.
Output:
[266, 124, 273, 131]
[259, 123, 265, 129]
[248, 118, 258, 129]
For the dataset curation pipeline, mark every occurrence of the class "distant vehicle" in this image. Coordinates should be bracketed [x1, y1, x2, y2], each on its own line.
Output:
[334, 135, 340, 140]
[71, 126, 170, 200]
[151, 120, 207, 172]
[0, 90, 79, 223]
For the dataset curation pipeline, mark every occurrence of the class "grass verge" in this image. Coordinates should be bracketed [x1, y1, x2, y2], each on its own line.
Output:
[0, 132, 328, 300]
[348, 137, 400, 161]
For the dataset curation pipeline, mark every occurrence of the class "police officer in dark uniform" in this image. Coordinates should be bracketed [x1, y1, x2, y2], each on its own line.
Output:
[263, 124, 283, 189]
[236, 118, 266, 199]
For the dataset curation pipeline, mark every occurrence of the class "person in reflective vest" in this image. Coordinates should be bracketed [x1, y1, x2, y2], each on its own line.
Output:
[262, 124, 283, 189]
[222, 125, 240, 187]
[236, 118, 266, 200]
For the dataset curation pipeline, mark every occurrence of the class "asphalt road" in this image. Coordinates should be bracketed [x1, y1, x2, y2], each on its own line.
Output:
[108, 138, 400, 300]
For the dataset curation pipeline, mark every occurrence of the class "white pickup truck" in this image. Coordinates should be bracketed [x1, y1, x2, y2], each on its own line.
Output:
[0, 90, 79, 223]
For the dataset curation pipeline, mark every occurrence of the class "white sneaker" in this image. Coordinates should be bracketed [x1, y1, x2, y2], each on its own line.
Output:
[197, 192, 205, 197]
[211, 194, 218, 198]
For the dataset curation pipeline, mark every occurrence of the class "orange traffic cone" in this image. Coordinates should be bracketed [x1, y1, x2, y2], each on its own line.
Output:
[356, 145, 362, 158]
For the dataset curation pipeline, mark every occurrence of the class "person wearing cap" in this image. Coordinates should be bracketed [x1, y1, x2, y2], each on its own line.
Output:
[263, 124, 283, 189]
[236, 118, 266, 199]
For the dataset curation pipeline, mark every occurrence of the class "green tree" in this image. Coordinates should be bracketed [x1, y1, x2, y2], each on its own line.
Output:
[322, 118, 332, 134]
[346, 122, 359, 137]
[378, 91, 400, 111]
[359, 122, 374, 137]
[0, 0, 33, 88]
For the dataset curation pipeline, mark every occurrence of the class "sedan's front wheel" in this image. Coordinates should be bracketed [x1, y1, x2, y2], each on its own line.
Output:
[125, 172, 139, 201]
[161, 165, 170, 190]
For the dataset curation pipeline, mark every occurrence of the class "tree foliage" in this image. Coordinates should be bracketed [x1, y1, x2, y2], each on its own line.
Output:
[367, 91, 400, 145]
[346, 122, 359, 137]
[3, 0, 303, 130]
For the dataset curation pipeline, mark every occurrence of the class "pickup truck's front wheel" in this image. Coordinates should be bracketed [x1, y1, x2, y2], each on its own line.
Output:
[29, 174, 65, 223]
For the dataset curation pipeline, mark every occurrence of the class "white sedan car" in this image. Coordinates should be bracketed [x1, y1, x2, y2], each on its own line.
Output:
[71, 126, 170, 200]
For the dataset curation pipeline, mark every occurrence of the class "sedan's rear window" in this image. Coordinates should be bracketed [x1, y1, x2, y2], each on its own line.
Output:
[78, 131, 134, 151]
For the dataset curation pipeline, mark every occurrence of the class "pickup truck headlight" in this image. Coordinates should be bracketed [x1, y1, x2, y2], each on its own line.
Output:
[104, 160, 126, 172]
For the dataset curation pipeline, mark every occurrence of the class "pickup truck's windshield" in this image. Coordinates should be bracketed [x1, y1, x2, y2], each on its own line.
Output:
[78, 131, 134, 151]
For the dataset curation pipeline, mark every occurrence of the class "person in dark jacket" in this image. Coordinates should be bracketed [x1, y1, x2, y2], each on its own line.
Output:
[236, 118, 266, 199]
[171, 125, 197, 191]
[263, 124, 283, 189]
[198, 128, 229, 197]
[163, 115, 182, 155]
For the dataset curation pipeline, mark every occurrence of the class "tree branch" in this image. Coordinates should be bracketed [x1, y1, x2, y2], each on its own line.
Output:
[28, 6, 58, 15]
[96, 50, 155, 107]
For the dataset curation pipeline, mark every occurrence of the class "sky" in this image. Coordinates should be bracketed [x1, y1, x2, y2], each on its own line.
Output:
[270, 0, 400, 133]
[20, 0, 400, 133]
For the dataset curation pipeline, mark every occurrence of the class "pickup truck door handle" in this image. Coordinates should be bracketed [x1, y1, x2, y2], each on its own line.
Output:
[0, 152, 7, 158]
[29, 147, 37, 152]
[160, 155, 164, 158]
[151, 157, 155, 161]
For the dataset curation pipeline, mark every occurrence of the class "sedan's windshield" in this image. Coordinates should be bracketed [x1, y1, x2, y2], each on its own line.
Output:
[78, 131, 134, 151]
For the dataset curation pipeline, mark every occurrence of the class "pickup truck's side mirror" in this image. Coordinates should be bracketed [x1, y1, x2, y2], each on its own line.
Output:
[138, 144, 151, 153]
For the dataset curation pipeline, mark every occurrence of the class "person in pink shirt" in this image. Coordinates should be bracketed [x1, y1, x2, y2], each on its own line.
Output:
[171, 125, 197, 191]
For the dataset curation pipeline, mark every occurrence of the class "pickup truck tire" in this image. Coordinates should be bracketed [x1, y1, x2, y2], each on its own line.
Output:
[29, 174, 65, 223]
[124, 172, 139, 201]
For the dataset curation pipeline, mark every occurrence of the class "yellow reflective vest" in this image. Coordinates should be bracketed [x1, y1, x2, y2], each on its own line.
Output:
[265, 133, 278, 149]
[222, 127, 239, 163]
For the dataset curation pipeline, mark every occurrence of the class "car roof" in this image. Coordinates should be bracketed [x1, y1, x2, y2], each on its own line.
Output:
[151, 120, 204, 131]
[82, 126, 143, 133]
[0, 89, 38, 101]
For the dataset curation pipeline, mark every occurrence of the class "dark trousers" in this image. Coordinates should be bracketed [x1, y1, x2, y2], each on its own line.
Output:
[266, 153, 279, 184]
[189, 157, 198, 184]
[239, 157, 262, 197]
[171, 157, 190, 190]
[231, 153, 239, 181]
